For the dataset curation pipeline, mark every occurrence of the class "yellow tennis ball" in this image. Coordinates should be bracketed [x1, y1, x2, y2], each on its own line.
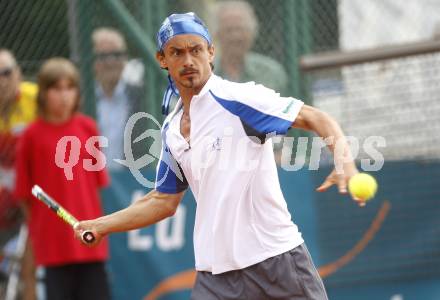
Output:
[348, 173, 378, 201]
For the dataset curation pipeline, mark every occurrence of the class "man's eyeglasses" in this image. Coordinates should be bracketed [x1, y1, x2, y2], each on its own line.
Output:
[0, 67, 14, 78]
[94, 51, 127, 61]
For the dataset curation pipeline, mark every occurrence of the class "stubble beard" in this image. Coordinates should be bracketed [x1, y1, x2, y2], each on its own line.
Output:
[177, 72, 209, 94]
[184, 77, 194, 88]
[181, 77, 201, 91]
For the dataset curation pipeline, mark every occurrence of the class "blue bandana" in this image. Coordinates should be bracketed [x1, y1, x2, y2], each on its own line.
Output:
[156, 12, 212, 52]
[157, 12, 212, 115]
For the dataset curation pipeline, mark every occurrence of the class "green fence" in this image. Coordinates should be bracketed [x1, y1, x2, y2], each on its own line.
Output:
[0, 0, 342, 120]
[1, 1, 440, 299]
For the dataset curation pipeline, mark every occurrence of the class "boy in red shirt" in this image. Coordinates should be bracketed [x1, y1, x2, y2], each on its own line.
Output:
[14, 58, 111, 300]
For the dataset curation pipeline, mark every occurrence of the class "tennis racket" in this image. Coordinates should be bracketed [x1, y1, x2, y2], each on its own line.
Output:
[31, 185, 95, 243]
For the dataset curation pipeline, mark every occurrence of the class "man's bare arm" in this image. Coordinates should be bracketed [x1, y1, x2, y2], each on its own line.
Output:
[292, 104, 359, 197]
[293, 105, 346, 151]
[74, 190, 185, 244]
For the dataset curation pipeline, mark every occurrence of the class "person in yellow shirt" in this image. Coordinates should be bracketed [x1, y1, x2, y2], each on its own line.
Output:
[0, 49, 37, 168]
[0, 48, 37, 300]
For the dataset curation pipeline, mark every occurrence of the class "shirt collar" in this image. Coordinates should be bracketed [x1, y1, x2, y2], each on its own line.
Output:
[168, 73, 218, 120]
[193, 72, 217, 99]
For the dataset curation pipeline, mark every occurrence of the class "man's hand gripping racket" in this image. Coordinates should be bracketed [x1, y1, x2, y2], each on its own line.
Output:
[31, 185, 96, 244]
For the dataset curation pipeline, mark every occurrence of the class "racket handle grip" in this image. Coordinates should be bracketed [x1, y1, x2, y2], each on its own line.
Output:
[81, 231, 96, 244]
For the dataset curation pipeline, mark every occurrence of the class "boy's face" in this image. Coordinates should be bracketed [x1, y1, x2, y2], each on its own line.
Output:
[45, 78, 78, 121]
[156, 34, 214, 92]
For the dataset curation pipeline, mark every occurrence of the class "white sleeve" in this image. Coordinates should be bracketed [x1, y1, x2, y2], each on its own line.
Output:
[210, 81, 304, 136]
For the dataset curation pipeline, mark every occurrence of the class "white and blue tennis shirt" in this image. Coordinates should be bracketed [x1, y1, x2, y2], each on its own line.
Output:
[155, 74, 305, 274]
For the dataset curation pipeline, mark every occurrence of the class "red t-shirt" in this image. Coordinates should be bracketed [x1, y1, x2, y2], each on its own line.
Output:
[14, 113, 109, 266]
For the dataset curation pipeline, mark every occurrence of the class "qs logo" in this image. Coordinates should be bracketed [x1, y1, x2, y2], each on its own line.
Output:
[115, 112, 163, 188]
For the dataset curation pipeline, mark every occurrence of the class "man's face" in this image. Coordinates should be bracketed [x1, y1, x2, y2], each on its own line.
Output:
[93, 38, 127, 87]
[217, 10, 254, 59]
[0, 52, 20, 105]
[157, 34, 214, 92]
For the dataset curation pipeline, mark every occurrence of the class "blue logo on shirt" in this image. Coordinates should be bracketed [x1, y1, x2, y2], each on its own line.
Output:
[211, 137, 222, 151]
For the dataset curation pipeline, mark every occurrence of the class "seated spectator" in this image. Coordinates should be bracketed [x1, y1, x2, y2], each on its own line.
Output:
[93, 28, 145, 170]
[213, 0, 288, 94]
[0, 48, 37, 300]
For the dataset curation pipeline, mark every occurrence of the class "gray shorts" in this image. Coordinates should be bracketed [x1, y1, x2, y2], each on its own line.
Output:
[191, 244, 328, 300]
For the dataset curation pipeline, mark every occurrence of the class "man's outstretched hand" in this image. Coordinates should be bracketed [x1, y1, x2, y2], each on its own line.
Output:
[316, 165, 365, 206]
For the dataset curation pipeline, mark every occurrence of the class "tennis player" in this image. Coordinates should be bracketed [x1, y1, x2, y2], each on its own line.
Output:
[75, 13, 360, 299]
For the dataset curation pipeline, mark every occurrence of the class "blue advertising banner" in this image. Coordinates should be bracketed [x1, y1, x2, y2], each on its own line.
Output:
[102, 161, 440, 300]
